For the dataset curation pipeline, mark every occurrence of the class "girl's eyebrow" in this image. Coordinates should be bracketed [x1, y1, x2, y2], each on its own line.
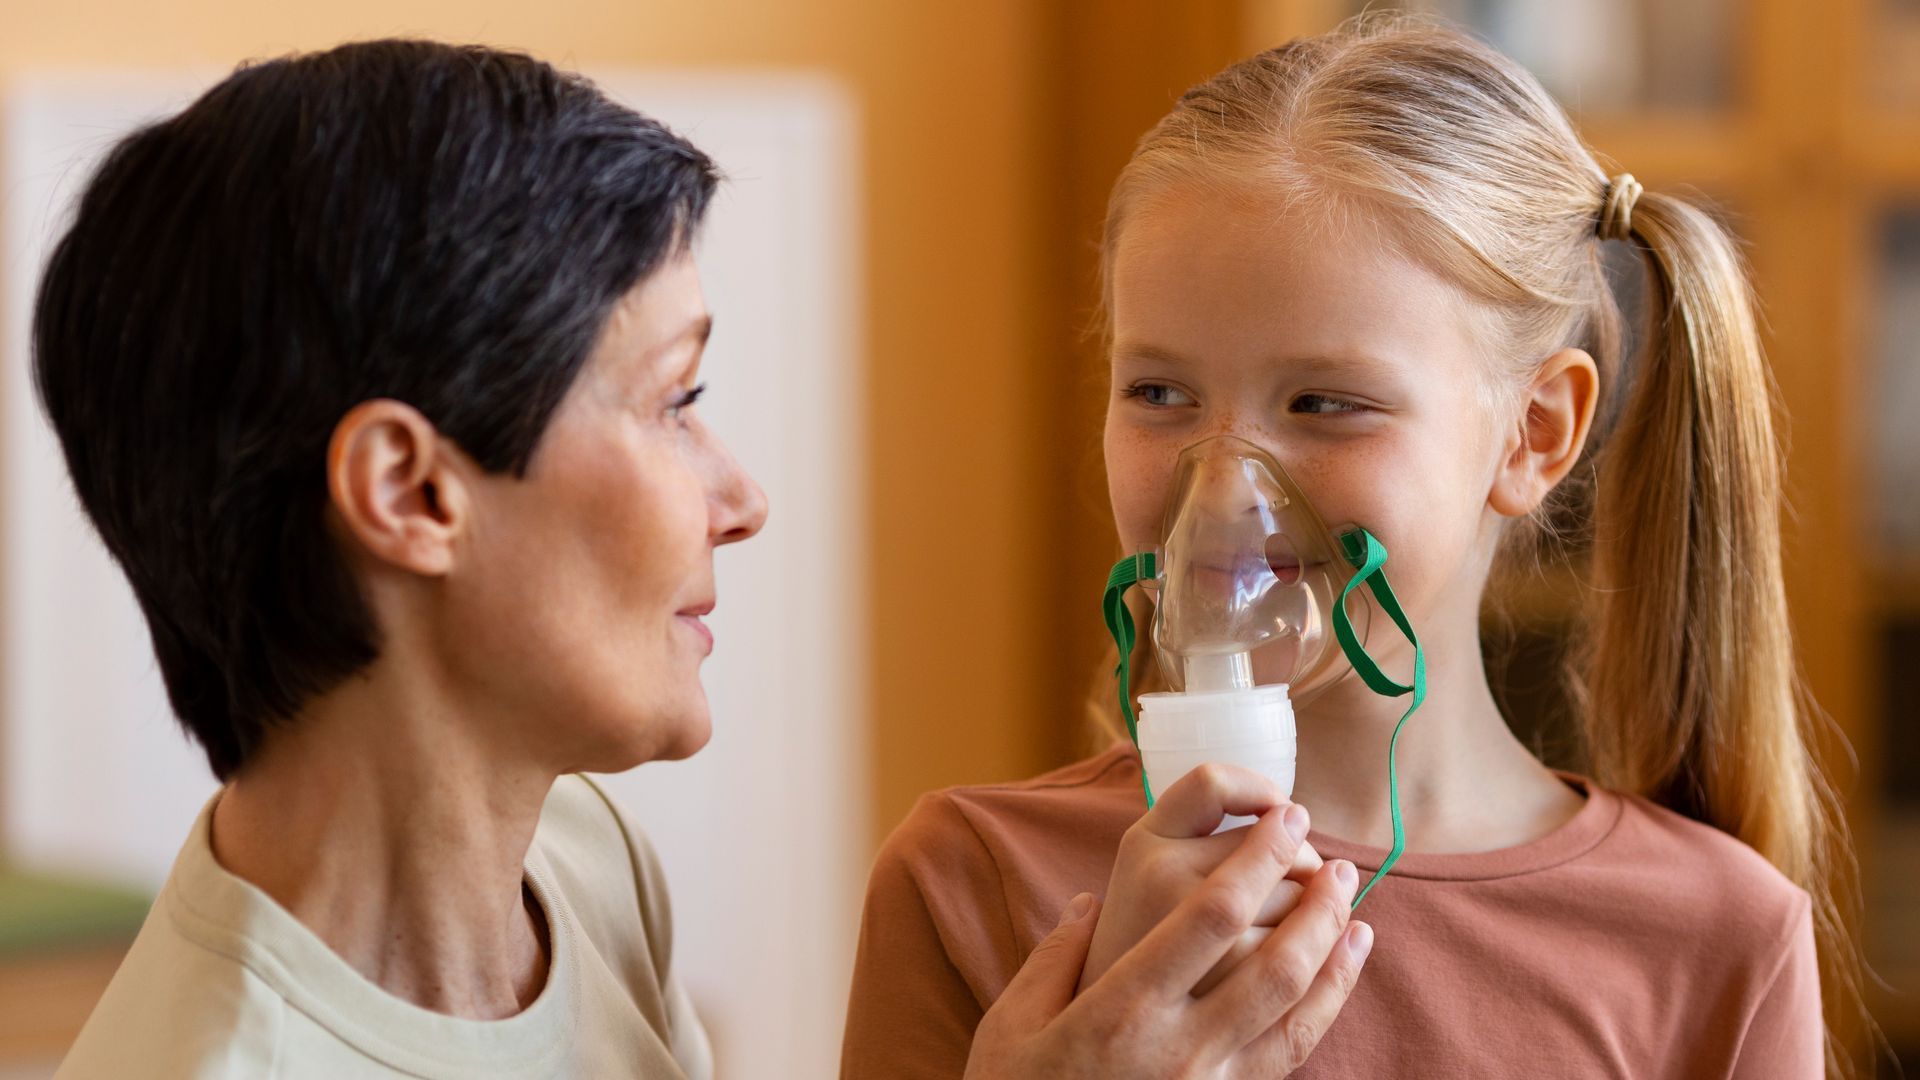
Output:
[1277, 352, 1399, 381]
[1113, 341, 1396, 380]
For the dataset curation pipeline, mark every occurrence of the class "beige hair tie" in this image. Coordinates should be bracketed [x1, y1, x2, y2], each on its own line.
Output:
[1598, 172, 1643, 241]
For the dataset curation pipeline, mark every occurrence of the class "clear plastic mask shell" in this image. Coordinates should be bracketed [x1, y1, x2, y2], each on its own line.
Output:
[1143, 436, 1368, 700]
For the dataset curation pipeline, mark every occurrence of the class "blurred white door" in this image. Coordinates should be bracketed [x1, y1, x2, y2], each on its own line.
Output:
[1, 68, 866, 1079]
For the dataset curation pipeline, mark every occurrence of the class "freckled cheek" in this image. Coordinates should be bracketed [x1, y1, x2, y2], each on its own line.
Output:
[1286, 446, 1399, 539]
[1104, 425, 1178, 551]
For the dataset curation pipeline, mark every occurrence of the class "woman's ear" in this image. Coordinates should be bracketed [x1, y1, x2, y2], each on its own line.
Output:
[326, 399, 471, 576]
[1489, 347, 1599, 519]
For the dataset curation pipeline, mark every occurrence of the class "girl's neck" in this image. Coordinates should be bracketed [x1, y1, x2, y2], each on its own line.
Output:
[209, 656, 556, 1020]
[1291, 597, 1585, 854]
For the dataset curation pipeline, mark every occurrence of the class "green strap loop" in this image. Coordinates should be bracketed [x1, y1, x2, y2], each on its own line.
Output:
[1333, 528, 1427, 907]
[1103, 552, 1157, 808]
[1102, 528, 1426, 909]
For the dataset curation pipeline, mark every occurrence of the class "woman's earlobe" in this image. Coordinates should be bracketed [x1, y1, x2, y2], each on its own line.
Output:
[326, 399, 462, 576]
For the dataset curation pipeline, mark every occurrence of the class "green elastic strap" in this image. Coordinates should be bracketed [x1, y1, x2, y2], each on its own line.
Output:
[1103, 552, 1158, 808]
[1333, 528, 1427, 908]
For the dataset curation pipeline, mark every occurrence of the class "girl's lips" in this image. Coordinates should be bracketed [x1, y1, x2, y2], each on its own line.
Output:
[1187, 557, 1325, 580]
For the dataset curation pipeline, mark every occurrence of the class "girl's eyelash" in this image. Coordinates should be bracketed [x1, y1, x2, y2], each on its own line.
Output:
[1290, 393, 1368, 415]
[1121, 383, 1369, 416]
[1119, 382, 1193, 407]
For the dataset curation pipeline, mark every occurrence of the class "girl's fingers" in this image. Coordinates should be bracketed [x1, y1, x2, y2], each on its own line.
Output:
[1239, 920, 1374, 1073]
[1143, 763, 1294, 839]
[1196, 859, 1357, 1053]
[1098, 804, 1305, 999]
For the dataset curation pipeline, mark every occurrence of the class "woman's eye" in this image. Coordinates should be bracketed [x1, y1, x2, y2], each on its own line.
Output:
[1123, 383, 1196, 408]
[1290, 393, 1367, 415]
[667, 382, 707, 421]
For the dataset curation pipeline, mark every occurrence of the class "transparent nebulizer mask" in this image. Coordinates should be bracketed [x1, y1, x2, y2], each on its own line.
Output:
[1103, 435, 1428, 906]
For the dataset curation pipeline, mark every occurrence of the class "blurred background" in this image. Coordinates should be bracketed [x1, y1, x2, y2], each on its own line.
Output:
[0, 0, 1914, 1076]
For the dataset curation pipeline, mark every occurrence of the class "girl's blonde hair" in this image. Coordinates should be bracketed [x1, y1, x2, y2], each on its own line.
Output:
[1093, 12, 1868, 1074]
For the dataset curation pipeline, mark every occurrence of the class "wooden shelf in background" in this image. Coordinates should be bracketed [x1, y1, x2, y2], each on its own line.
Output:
[1871, 560, 1920, 619]
[0, 942, 126, 1066]
[1846, 117, 1920, 188]
[1572, 113, 1759, 193]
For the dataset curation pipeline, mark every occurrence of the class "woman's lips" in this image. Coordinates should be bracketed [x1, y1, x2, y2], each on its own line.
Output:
[678, 614, 714, 652]
[677, 602, 715, 653]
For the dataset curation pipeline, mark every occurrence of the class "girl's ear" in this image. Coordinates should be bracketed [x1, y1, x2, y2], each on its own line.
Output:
[1489, 347, 1600, 519]
[325, 398, 473, 576]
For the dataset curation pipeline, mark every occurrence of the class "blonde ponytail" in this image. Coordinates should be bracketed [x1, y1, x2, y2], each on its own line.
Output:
[1582, 186, 1866, 1076]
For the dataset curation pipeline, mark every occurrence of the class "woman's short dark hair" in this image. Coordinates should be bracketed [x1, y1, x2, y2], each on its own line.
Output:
[31, 40, 719, 779]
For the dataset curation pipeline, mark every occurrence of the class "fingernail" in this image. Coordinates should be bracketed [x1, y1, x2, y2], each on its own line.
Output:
[1059, 892, 1094, 926]
[1283, 803, 1310, 843]
[1345, 921, 1374, 963]
[1333, 859, 1357, 893]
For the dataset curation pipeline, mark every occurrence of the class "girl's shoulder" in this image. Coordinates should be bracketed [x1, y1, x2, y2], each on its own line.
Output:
[1576, 779, 1812, 950]
[1604, 782, 1809, 898]
[861, 744, 1143, 964]
[872, 742, 1143, 881]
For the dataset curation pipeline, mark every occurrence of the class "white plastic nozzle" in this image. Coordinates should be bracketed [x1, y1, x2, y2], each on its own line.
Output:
[1183, 650, 1254, 694]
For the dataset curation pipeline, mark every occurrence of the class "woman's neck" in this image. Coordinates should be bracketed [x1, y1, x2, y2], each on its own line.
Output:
[1290, 593, 1585, 854]
[210, 659, 556, 1020]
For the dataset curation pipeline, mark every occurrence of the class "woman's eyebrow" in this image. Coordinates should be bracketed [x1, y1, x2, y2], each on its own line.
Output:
[633, 314, 714, 379]
[651, 314, 713, 358]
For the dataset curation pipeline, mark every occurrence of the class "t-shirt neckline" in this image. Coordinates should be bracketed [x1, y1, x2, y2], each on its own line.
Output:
[1304, 772, 1623, 881]
[164, 789, 582, 1077]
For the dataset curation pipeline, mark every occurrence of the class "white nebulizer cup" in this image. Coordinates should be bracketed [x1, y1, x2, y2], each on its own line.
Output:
[1123, 436, 1366, 827]
[1135, 684, 1295, 830]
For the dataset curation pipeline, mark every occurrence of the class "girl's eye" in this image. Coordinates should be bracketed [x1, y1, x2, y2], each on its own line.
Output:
[1122, 382, 1196, 408]
[667, 382, 707, 421]
[1290, 393, 1367, 415]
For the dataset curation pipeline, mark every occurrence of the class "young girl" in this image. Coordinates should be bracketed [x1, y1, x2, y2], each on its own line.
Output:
[842, 13, 1863, 1078]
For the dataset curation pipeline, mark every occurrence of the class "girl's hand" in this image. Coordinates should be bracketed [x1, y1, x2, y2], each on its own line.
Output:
[1082, 764, 1329, 995]
[962, 779, 1373, 1078]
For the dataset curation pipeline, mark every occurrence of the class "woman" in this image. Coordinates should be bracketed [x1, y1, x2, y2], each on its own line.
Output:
[40, 40, 1359, 1078]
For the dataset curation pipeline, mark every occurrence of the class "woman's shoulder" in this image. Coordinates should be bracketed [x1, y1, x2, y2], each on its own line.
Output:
[534, 774, 660, 895]
[532, 775, 677, 972]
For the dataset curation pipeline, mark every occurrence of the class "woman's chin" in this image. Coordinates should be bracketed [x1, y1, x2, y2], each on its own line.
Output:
[601, 702, 713, 770]
[648, 718, 713, 764]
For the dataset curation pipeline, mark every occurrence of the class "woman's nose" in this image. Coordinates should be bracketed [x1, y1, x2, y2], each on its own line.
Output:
[712, 456, 768, 546]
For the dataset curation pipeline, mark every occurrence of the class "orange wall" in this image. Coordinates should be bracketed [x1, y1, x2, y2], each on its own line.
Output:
[2, 0, 1062, 850]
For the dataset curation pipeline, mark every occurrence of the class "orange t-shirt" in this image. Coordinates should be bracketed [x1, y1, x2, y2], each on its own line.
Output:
[840, 743, 1821, 1078]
